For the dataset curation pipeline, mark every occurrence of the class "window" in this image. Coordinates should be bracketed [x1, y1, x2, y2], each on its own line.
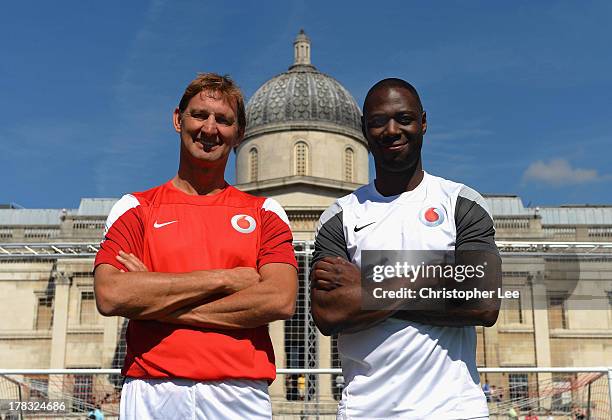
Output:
[504, 294, 523, 324]
[508, 373, 529, 403]
[284, 252, 317, 402]
[72, 374, 93, 412]
[27, 376, 48, 400]
[548, 294, 568, 329]
[249, 148, 258, 182]
[608, 291, 612, 325]
[344, 148, 354, 182]
[331, 336, 343, 400]
[35, 296, 53, 330]
[551, 375, 572, 411]
[294, 142, 309, 176]
[80, 291, 97, 324]
[110, 319, 129, 390]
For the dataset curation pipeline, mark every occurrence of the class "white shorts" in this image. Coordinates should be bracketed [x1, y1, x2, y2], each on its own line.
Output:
[120, 377, 272, 420]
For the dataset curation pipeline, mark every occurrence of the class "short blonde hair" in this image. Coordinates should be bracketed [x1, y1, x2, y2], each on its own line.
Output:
[178, 73, 246, 134]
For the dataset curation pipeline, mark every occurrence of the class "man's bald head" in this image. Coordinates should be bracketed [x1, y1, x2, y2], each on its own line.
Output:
[363, 78, 423, 117]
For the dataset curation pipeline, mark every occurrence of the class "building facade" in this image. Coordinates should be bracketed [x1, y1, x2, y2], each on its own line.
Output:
[0, 31, 611, 414]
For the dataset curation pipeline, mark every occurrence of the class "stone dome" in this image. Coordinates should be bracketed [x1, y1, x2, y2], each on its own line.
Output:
[245, 30, 363, 142]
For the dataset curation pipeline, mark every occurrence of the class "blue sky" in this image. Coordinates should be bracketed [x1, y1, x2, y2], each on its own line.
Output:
[1, 1, 611, 208]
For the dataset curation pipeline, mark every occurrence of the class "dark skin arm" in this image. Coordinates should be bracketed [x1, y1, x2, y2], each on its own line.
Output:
[311, 257, 394, 336]
[391, 249, 501, 327]
[311, 255, 500, 336]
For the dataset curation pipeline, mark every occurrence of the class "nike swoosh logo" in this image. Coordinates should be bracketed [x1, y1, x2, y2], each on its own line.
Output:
[354, 222, 376, 232]
[153, 220, 178, 229]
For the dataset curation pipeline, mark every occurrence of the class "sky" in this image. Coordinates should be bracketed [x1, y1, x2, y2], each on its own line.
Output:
[1, 1, 611, 209]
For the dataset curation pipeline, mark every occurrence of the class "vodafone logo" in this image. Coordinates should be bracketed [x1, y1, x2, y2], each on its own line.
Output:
[419, 206, 445, 227]
[231, 214, 256, 234]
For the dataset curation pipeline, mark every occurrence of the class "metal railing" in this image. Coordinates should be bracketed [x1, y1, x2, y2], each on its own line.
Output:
[1, 368, 611, 419]
[2, 241, 612, 259]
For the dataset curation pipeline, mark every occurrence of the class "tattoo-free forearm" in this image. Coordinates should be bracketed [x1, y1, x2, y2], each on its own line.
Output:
[313, 280, 499, 332]
[94, 264, 241, 319]
[311, 284, 395, 335]
[159, 263, 297, 329]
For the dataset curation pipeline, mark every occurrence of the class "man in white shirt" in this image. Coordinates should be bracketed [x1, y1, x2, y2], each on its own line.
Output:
[311, 78, 501, 419]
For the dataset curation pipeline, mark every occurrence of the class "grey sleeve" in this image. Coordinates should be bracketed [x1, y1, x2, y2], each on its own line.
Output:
[455, 186, 498, 253]
[311, 205, 349, 267]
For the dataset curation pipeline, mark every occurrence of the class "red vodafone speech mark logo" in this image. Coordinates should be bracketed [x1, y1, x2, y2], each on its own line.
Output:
[424, 208, 439, 222]
[231, 214, 256, 234]
[419, 206, 445, 227]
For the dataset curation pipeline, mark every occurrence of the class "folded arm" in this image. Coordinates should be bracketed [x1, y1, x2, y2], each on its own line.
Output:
[391, 249, 501, 327]
[310, 190, 501, 336]
[159, 262, 298, 329]
[94, 251, 260, 319]
[311, 254, 500, 336]
[311, 257, 394, 335]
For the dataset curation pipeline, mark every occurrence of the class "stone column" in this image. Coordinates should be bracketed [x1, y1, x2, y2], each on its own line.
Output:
[49, 271, 70, 400]
[50, 272, 70, 368]
[318, 332, 333, 400]
[269, 320, 285, 398]
[531, 273, 552, 410]
[484, 320, 500, 368]
[102, 316, 121, 367]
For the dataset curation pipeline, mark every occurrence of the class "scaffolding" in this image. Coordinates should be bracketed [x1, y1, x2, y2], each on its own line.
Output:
[1, 241, 612, 259]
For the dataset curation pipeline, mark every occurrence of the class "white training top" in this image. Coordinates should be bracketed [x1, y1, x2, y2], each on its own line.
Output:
[313, 171, 498, 419]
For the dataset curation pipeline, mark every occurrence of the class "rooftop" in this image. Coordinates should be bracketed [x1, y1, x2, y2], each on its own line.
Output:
[1, 195, 611, 226]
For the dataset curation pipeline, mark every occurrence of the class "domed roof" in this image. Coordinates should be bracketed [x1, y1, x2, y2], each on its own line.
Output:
[245, 30, 363, 142]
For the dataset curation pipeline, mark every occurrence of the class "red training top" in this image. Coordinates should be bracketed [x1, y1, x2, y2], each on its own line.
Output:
[94, 180, 297, 382]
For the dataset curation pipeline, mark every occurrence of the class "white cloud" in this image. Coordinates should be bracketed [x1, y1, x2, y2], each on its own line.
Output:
[523, 159, 601, 187]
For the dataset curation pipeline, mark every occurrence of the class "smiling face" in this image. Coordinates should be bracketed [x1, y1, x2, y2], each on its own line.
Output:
[363, 85, 427, 173]
[173, 89, 242, 168]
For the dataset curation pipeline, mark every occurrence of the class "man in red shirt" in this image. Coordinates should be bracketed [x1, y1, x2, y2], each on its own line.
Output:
[94, 73, 298, 419]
